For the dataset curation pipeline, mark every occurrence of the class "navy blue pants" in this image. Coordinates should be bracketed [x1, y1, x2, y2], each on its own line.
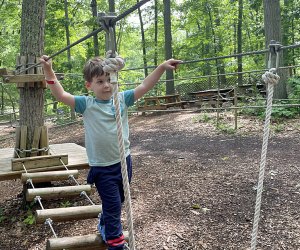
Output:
[87, 155, 132, 250]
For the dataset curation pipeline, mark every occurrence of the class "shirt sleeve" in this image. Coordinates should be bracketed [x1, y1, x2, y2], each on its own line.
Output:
[74, 96, 87, 114]
[123, 89, 135, 107]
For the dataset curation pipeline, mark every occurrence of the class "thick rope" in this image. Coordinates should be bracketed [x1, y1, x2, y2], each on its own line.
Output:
[250, 68, 280, 250]
[103, 53, 135, 250]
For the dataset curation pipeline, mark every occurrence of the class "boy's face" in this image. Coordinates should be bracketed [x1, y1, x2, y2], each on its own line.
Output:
[85, 74, 112, 100]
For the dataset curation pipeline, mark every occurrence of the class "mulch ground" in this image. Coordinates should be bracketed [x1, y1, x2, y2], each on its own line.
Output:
[0, 111, 299, 250]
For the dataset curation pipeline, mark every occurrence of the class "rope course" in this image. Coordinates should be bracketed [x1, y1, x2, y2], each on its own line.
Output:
[13, 150, 96, 241]
[3, 0, 299, 248]
[9, 1, 150, 248]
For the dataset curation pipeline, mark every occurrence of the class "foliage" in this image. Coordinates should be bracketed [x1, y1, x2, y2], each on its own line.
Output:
[0, 207, 7, 223]
[215, 121, 236, 134]
[0, 0, 299, 120]
[22, 201, 36, 225]
[60, 200, 72, 208]
[23, 210, 35, 225]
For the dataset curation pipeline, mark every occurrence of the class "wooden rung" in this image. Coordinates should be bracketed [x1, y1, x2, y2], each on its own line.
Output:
[2, 74, 44, 83]
[26, 185, 91, 201]
[46, 232, 129, 250]
[11, 154, 68, 171]
[21, 170, 79, 183]
[36, 205, 102, 223]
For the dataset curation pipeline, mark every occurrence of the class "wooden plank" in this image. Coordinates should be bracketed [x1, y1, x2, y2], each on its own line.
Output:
[0, 143, 89, 181]
[21, 170, 79, 183]
[27, 56, 35, 87]
[3, 74, 45, 83]
[0, 68, 13, 76]
[137, 105, 167, 111]
[46, 232, 129, 250]
[19, 125, 27, 158]
[14, 127, 21, 158]
[31, 126, 42, 157]
[35, 205, 101, 223]
[11, 154, 68, 171]
[26, 185, 91, 201]
[40, 126, 49, 156]
[36, 56, 47, 88]
[16, 56, 26, 88]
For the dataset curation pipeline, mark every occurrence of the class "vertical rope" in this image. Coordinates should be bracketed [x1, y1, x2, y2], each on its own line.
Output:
[250, 83, 274, 250]
[250, 69, 280, 249]
[112, 81, 135, 250]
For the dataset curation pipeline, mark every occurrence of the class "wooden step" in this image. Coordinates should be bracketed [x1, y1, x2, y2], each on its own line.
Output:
[36, 205, 102, 223]
[46, 232, 129, 250]
[21, 170, 79, 183]
[12, 154, 68, 171]
[26, 185, 91, 201]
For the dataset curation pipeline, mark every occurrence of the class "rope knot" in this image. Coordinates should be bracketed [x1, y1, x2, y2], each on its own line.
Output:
[102, 50, 125, 73]
[262, 68, 280, 85]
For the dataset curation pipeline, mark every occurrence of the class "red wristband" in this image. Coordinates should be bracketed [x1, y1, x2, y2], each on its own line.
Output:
[45, 79, 57, 85]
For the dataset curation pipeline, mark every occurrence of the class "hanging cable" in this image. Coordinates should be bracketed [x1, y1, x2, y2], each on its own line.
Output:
[15, 0, 151, 75]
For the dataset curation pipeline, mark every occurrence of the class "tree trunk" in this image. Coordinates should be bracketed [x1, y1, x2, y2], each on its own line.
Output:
[153, 0, 159, 95]
[137, 0, 148, 77]
[263, 0, 287, 99]
[163, 0, 175, 95]
[91, 0, 100, 57]
[19, 0, 46, 152]
[237, 0, 243, 86]
[64, 0, 71, 67]
[207, 3, 226, 88]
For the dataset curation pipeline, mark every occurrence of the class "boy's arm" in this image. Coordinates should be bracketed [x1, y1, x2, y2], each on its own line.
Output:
[134, 58, 182, 101]
[40, 55, 75, 108]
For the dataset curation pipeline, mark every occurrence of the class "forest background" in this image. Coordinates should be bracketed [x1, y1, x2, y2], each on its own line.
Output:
[0, 0, 300, 118]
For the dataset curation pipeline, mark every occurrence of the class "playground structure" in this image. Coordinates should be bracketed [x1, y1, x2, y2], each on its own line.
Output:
[0, 1, 300, 249]
[0, 2, 148, 248]
[0, 63, 121, 249]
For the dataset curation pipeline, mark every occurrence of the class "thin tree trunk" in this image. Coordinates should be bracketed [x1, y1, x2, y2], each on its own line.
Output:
[237, 0, 243, 86]
[163, 0, 175, 95]
[64, 0, 71, 66]
[91, 0, 99, 56]
[137, 0, 148, 77]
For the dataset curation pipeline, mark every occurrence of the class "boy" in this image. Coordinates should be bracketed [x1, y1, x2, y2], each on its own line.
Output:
[40, 54, 181, 250]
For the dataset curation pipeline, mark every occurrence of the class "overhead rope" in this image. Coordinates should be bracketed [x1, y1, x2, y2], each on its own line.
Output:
[122, 40, 300, 72]
[100, 14, 135, 250]
[15, 0, 151, 75]
[250, 42, 281, 250]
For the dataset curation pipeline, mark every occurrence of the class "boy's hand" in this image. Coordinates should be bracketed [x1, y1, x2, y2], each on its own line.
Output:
[40, 55, 56, 80]
[163, 59, 182, 71]
[40, 55, 53, 70]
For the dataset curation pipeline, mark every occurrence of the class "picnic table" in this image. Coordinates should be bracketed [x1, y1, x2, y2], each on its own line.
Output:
[188, 88, 234, 107]
[137, 94, 188, 111]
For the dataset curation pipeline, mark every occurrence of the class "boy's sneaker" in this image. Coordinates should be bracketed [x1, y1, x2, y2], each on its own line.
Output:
[98, 221, 106, 243]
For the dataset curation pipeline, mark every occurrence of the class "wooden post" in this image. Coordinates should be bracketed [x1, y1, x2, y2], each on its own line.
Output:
[40, 126, 49, 156]
[31, 126, 42, 157]
[234, 87, 238, 130]
[19, 126, 27, 158]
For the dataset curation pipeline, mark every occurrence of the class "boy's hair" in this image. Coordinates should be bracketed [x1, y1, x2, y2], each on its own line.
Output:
[83, 57, 107, 82]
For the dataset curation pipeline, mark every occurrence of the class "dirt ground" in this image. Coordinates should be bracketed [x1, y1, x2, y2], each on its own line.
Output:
[0, 111, 299, 250]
